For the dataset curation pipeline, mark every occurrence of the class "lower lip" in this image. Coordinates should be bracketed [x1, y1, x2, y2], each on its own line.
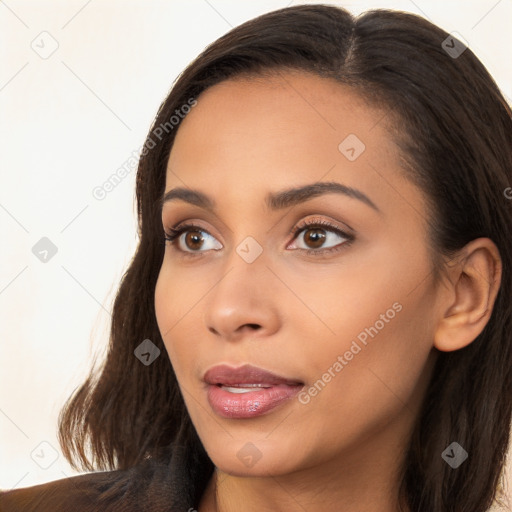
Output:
[206, 383, 302, 419]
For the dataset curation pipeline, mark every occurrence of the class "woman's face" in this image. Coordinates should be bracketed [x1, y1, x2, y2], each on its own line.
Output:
[155, 71, 440, 478]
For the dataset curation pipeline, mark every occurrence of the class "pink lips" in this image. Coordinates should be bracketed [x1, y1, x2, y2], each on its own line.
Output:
[204, 364, 304, 419]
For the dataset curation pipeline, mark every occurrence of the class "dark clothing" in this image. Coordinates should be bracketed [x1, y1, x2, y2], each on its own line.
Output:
[0, 443, 214, 511]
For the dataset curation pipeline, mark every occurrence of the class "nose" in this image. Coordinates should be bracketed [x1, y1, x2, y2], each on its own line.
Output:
[203, 252, 281, 342]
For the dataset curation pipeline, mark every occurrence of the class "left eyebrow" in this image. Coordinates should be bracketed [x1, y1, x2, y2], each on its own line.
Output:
[265, 181, 380, 213]
[160, 181, 381, 214]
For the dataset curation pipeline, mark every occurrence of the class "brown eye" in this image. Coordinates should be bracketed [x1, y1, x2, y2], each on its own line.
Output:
[164, 223, 222, 254]
[288, 219, 354, 256]
[184, 230, 205, 250]
[303, 228, 327, 249]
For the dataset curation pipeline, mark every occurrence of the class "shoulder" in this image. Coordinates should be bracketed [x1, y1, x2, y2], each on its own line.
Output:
[0, 468, 132, 512]
[0, 445, 204, 512]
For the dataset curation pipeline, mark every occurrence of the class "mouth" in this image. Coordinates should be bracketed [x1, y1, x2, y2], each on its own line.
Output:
[203, 364, 304, 419]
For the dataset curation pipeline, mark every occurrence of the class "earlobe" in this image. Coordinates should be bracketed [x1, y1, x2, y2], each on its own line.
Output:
[433, 238, 502, 353]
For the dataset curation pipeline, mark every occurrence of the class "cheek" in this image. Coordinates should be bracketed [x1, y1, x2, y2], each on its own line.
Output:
[300, 278, 436, 420]
[154, 267, 185, 365]
[154, 265, 206, 379]
[154, 262, 201, 336]
[289, 301, 435, 465]
[291, 244, 436, 416]
[154, 267, 173, 343]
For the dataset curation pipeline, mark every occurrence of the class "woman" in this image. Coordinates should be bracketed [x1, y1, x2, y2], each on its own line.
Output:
[1, 4, 510, 512]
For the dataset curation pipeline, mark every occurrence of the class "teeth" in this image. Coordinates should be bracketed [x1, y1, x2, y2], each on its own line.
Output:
[221, 384, 272, 394]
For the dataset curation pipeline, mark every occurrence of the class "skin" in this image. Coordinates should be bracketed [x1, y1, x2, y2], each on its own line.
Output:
[154, 70, 502, 512]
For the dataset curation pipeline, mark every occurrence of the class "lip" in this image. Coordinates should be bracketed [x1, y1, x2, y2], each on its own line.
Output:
[204, 364, 304, 419]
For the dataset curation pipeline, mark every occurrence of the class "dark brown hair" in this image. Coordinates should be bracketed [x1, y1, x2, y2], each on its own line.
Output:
[58, 5, 512, 511]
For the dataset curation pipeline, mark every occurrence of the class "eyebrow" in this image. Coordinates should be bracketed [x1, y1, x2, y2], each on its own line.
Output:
[160, 181, 380, 214]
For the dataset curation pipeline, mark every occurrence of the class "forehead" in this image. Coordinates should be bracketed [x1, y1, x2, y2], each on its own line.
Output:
[165, 70, 424, 222]
[169, 71, 392, 166]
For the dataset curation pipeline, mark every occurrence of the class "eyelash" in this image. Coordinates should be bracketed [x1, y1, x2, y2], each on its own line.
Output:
[163, 218, 355, 258]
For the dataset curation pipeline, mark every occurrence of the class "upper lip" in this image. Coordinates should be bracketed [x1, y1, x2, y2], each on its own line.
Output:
[203, 364, 303, 386]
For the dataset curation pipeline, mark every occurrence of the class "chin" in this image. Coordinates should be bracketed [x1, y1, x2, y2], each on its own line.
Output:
[202, 435, 304, 478]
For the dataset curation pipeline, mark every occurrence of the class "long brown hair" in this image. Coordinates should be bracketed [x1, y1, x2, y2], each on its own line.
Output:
[58, 5, 512, 511]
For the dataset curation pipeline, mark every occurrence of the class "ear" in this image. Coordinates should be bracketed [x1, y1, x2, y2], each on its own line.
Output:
[434, 238, 502, 352]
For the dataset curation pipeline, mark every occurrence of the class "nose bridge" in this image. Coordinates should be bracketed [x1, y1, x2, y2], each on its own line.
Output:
[203, 235, 279, 339]
[214, 235, 269, 308]
[217, 229, 270, 291]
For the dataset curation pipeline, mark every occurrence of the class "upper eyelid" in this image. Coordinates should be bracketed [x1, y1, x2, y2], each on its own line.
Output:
[161, 203, 356, 233]
[290, 218, 353, 236]
[165, 219, 352, 246]
[166, 219, 348, 235]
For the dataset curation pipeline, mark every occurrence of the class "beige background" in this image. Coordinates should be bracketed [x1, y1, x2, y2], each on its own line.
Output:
[0, 0, 510, 509]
